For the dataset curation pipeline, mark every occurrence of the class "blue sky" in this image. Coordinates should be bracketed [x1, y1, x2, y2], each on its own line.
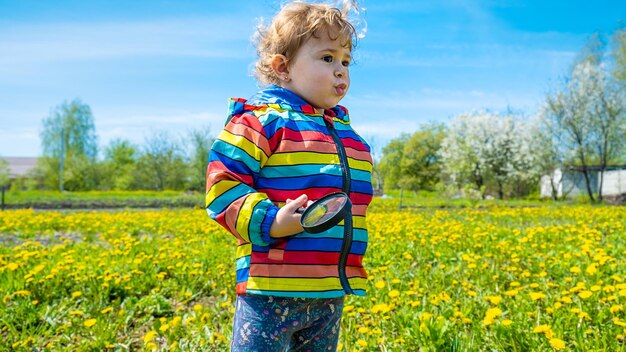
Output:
[1, 0, 625, 157]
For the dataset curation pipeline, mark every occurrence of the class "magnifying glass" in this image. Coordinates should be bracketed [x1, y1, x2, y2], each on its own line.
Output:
[296, 192, 352, 233]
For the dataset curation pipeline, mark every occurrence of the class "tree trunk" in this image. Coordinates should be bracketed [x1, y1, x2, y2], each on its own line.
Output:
[598, 169, 605, 202]
[580, 167, 596, 202]
[578, 148, 596, 202]
[550, 172, 559, 200]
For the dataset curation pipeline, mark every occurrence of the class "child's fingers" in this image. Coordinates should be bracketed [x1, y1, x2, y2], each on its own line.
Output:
[285, 194, 308, 213]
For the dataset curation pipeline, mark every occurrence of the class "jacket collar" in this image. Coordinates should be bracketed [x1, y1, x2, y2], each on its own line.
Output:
[226, 85, 349, 123]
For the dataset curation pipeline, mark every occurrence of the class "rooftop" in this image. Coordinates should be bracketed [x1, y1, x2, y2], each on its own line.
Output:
[1, 157, 38, 178]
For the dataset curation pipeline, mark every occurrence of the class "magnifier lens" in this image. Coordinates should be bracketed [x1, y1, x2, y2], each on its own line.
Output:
[302, 205, 327, 226]
[299, 192, 351, 233]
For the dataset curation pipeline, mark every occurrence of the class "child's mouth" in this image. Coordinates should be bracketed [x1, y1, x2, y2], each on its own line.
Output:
[335, 84, 347, 96]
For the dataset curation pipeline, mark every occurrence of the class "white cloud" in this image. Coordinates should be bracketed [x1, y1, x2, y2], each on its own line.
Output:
[0, 106, 226, 157]
[0, 128, 40, 157]
[346, 88, 535, 112]
[0, 17, 252, 68]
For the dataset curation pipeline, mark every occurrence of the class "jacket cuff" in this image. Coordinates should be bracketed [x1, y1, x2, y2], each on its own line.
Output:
[253, 203, 279, 246]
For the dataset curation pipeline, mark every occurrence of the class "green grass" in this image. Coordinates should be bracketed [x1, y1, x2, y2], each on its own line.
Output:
[1, 200, 625, 351]
[1, 190, 204, 209]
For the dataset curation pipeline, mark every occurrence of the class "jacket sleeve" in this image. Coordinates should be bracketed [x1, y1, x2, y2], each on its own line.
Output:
[205, 112, 279, 246]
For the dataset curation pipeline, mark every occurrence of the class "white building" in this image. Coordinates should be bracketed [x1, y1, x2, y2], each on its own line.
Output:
[2, 157, 38, 179]
[540, 166, 626, 198]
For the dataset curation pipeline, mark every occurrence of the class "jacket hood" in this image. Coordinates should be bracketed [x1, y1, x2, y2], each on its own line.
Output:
[226, 85, 349, 124]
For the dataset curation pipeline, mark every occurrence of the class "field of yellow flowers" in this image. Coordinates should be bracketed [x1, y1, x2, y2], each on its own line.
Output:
[1, 201, 625, 351]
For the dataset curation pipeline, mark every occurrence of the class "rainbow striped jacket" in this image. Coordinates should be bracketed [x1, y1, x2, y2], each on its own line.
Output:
[205, 85, 373, 298]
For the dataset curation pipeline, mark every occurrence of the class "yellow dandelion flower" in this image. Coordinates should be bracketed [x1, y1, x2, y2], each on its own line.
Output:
[388, 290, 400, 298]
[549, 338, 566, 350]
[505, 289, 518, 297]
[501, 320, 513, 326]
[483, 316, 495, 326]
[374, 281, 385, 289]
[71, 291, 82, 299]
[611, 305, 623, 314]
[101, 307, 113, 314]
[420, 312, 433, 321]
[578, 291, 593, 299]
[484, 295, 502, 305]
[357, 340, 367, 347]
[83, 319, 97, 328]
[586, 263, 598, 275]
[159, 323, 169, 332]
[533, 325, 550, 333]
[570, 266, 581, 274]
[529, 292, 546, 300]
[485, 307, 502, 318]
[144, 331, 157, 343]
[371, 304, 391, 314]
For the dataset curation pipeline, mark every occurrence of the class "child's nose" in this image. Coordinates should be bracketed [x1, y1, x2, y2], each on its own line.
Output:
[335, 66, 345, 77]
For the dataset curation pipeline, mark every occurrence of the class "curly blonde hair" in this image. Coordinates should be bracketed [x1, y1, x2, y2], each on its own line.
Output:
[254, 1, 358, 85]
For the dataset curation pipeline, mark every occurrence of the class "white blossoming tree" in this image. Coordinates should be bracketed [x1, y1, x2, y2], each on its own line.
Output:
[440, 110, 537, 199]
[540, 59, 625, 201]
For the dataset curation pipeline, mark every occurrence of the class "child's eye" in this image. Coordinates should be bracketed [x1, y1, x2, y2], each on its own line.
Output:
[322, 55, 333, 63]
[342, 60, 351, 67]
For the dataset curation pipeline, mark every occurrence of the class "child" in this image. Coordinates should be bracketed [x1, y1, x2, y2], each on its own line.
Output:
[205, 1, 372, 350]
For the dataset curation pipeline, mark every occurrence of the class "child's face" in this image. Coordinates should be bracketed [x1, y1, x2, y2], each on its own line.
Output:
[282, 32, 351, 113]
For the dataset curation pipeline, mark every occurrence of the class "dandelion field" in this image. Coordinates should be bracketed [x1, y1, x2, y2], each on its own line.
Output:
[1, 201, 626, 351]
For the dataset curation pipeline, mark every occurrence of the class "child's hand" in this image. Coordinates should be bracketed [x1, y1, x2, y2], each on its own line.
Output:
[270, 194, 310, 238]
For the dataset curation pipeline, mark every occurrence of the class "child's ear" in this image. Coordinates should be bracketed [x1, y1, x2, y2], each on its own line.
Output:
[270, 54, 291, 82]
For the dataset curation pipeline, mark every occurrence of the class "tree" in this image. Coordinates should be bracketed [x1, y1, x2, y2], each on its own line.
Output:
[613, 27, 626, 85]
[399, 123, 445, 192]
[541, 34, 626, 202]
[185, 126, 214, 192]
[136, 130, 186, 191]
[532, 112, 569, 200]
[363, 135, 383, 195]
[0, 158, 8, 210]
[440, 111, 536, 199]
[378, 134, 409, 191]
[0, 158, 9, 188]
[101, 139, 138, 190]
[610, 27, 626, 166]
[589, 68, 626, 201]
[40, 99, 98, 191]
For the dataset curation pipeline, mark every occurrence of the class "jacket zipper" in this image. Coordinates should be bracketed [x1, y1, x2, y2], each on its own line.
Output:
[324, 117, 353, 294]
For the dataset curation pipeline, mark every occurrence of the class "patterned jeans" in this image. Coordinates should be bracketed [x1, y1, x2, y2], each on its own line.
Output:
[231, 294, 345, 352]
